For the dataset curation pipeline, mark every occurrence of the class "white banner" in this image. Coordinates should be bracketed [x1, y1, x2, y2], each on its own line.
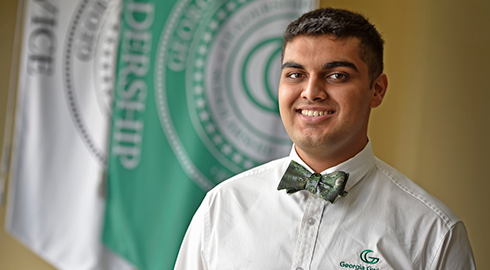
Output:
[6, 0, 133, 269]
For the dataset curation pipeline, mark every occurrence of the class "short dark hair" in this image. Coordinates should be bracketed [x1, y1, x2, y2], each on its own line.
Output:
[283, 8, 384, 85]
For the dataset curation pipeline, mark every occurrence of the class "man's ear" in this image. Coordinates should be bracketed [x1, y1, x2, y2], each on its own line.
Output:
[370, 73, 388, 108]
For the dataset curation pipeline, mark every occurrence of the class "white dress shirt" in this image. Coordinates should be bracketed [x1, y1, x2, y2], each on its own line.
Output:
[175, 142, 476, 270]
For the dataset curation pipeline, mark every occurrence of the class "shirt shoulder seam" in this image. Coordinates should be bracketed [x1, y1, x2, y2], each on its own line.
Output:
[375, 163, 455, 228]
[426, 220, 463, 270]
[215, 157, 288, 188]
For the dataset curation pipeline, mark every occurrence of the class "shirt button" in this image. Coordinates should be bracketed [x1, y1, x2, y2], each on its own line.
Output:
[296, 268, 304, 270]
[307, 218, 316, 225]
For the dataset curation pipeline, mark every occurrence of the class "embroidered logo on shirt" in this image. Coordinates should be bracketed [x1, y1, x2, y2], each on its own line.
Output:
[339, 249, 381, 270]
[360, 250, 380, 264]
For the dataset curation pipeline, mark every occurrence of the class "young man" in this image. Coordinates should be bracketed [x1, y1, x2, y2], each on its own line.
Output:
[175, 8, 475, 270]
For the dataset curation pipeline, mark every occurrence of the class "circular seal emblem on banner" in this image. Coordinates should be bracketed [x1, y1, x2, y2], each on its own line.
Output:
[64, 0, 121, 162]
[156, 0, 312, 190]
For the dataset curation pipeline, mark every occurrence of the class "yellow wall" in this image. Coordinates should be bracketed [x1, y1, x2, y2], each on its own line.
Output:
[0, 0, 488, 269]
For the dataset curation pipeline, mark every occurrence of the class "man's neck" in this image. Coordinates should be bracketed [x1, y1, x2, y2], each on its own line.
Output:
[294, 138, 368, 173]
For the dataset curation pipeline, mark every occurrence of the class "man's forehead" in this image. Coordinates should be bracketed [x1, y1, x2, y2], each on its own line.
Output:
[282, 34, 363, 64]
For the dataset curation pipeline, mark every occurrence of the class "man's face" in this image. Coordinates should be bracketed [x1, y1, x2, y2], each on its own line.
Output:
[279, 35, 386, 160]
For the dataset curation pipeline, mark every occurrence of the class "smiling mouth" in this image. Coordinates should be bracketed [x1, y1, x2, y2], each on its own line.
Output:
[299, 109, 335, 117]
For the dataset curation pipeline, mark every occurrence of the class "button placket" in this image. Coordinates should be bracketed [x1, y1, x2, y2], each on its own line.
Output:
[291, 194, 326, 270]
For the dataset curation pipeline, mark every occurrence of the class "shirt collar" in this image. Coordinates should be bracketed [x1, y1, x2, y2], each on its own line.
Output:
[288, 140, 376, 191]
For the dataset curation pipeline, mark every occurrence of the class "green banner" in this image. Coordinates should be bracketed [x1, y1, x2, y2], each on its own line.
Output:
[103, 0, 315, 269]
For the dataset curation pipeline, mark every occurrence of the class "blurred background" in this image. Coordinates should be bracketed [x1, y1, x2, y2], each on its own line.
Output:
[0, 0, 488, 269]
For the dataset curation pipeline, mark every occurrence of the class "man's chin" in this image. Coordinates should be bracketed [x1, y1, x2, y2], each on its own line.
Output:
[294, 137, 331, 151]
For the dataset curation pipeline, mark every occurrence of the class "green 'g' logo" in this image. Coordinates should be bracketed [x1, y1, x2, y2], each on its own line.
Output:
[360, 249, 379, 264]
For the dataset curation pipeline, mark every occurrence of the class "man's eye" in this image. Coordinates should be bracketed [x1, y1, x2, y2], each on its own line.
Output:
[287, 72, 303, 79]
[328, 73, 347, 80]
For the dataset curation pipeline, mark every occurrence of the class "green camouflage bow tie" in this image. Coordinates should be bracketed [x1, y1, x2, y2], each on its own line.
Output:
[277, 160, 349, 203]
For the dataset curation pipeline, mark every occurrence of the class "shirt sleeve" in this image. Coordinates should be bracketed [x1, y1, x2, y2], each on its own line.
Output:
[174, 201, 209, 270]
[429, 221, 476, 270]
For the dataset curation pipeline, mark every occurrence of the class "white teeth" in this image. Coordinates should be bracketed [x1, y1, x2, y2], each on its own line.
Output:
[301, 110, 331, 117]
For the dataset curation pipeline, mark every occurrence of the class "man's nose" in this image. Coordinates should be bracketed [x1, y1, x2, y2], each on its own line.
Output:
[301, 76, 327, 101]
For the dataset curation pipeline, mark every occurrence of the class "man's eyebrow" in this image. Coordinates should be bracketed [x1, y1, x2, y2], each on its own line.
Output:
[281, 61, 304, 70]
[323, 61, 359, 72]
[281, 60, 358, 72]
